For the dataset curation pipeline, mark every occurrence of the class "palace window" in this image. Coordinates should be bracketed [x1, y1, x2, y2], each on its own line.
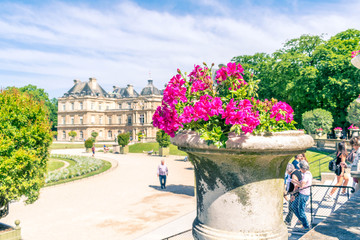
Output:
[128, 103, 131, 109]
[80, 131, 83, 139]
[108, 117, 112, 124]
[71, 117, 74, 124]
[71, 103, 74, 110]
[62, 117, 65, 124]
[127, 115, 132, 125]
[63, 131, 66, 139]
[140, 114, 145, 125]
[99, 103, 102, 110]
[62, 104, 66, 111]
[118, 103, 122, 109]
[91, 116, 95, 124]
[118, 116, 121, 124]
[99, 130, 103, 137]
[79, 102, 83, 110]
[99, 116, 103, 124]
[80, 117, 83, 125]
[91, 102, 94, 110]
[108, 130, 112, 138]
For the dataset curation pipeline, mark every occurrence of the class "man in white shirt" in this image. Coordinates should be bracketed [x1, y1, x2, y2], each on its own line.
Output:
[157, 160, 168, 189]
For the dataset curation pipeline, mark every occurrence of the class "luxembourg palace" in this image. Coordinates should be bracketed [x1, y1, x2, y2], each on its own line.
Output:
[57, 77, 162, 142]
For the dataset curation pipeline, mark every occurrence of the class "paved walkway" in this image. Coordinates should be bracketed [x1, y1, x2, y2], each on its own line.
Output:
[2, 149, 195, 240]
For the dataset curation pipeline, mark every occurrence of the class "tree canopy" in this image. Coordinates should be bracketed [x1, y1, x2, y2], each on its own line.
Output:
[0, 88, 52, 206]
[232, 29, 360, 128]
[7, 84, 58, 131]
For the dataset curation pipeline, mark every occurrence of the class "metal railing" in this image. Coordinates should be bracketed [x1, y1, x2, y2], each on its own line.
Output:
[161, 229, 192, 240]
[284, 184, 355, 229]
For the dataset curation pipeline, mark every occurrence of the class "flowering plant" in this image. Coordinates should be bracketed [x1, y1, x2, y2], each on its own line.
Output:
[153, 62, 296, 148]
[351, 50, 360, 58]
[348, 124, 359, 130]
[334, 127, 342, 131]
[316, 128, 324, 132]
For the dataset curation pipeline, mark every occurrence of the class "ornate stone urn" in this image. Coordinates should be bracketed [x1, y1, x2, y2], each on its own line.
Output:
[350, 129, 360, 138]
[171, 130, 313, 240]
[334, 130, 342, 140]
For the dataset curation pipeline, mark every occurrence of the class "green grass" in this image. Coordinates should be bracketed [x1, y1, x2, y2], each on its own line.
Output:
[47, 158, 65, 172]
[50, 143, 105, 150]
[305, 150, 335, 179]
[44, 157, 112, 187]
[129, 143, 187, 156]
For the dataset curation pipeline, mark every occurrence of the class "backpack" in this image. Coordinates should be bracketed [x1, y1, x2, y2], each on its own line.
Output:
[328, 159, 337, 171]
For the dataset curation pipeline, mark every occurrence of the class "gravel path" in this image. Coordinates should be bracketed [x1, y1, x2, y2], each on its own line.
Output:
[2, 149, 195, 240]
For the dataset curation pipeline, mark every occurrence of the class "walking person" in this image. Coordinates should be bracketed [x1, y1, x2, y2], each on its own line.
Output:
[91, 143, 95, 157]
[349, 136, 360, 192]
[292, 160, 312, 231]
[284, 163, 302, 226]
[326, 141, 350, 200]
[157, 160, 168, 189]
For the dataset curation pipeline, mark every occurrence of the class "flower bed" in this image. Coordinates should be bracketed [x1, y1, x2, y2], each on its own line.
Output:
[45, 155, 104, 184]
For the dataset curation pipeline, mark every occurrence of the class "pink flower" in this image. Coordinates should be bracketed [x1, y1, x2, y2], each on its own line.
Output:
[334, 127, 342, 131]
[269, 101, 294, 123]
[188, 65, 212, 93]
[222, 99, 260, 134]
[351, 50, 360, 58]
[179, 95, 224, 123]
[215, 62, 245, 83]
[348, 124, 359, 130]
[152, 103, 183, 137]
[163, 74, 187, 106]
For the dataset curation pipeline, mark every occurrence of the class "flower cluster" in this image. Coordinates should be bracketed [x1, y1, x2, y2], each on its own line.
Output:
[351, 50, 360, 58]
[348, 124, 359, 130]
[334, 127, 342, 131]
[153, 62, 296, 147]
[316, 128, 324, 132]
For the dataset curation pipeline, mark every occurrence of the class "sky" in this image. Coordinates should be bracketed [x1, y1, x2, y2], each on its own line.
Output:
[0, 0, 359, 99]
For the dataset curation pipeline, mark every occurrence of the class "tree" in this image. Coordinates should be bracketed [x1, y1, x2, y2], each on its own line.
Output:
[232, 29, 360, 128]
[117, 133, 130, 147]
[84, 138, 94, 149]
[7, 84, 58, 131]
[346, 98, 360, 126]
[156, 130, 171, 148]
[302, 108, 334, 134]
[0, 88, 52, 208]
[91, 132, 98, 142]
[68, 131, 77, 141]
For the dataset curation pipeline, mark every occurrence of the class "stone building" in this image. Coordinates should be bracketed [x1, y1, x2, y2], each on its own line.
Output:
[57, 77, 162, 142]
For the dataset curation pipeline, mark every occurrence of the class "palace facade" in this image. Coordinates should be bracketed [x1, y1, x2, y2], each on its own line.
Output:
[57, 77, 162, 142]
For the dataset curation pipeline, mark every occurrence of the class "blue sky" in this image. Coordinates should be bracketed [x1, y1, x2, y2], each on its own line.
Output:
[0, 0, 359, 98]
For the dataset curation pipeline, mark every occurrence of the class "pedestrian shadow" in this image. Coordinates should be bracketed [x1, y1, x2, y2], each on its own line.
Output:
[149, 184, 194, 197]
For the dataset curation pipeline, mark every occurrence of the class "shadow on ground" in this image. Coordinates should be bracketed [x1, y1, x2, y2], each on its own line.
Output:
[149, 184, 194, 197]
[174, 158, 188, 162]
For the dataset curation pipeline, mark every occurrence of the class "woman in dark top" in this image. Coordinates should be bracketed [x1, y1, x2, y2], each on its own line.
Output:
[284, 163, 302, 225]
[326, 141, 350, 200]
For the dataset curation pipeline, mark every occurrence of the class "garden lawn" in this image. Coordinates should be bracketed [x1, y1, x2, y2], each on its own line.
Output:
[47, 158, 65, 172]
[45, 156, 111, 187]
[129, 143, 187, 156]
[50, 143, 104, 150]
[306, 150, 335, 179]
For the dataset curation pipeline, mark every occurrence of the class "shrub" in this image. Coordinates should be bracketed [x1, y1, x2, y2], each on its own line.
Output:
[117, 133, 130, 147]
[302, 108, 334, 134]
[156, 130, 171, 148]
[84, 138, 94, 149]
[91, 131, 98, 140]
[346, 99, 360, 127]
[69, 131, 77, 138]
[0, 88, 52, 205]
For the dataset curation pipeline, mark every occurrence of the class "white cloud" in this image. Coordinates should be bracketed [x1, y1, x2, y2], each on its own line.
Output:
[0, 0, 359, 98]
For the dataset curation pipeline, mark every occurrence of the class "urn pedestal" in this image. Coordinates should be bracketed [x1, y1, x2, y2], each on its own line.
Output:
[335, 130, 342, 140]
[171, 131, 313, 240]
